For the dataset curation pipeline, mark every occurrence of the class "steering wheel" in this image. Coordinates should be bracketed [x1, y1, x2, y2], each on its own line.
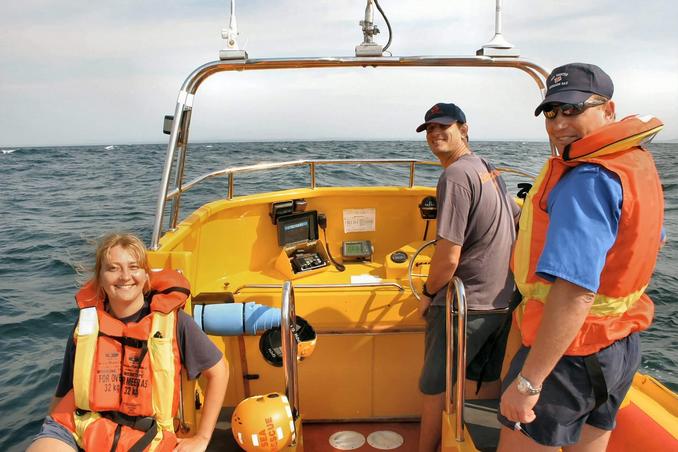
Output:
[408, 239, 437, 301]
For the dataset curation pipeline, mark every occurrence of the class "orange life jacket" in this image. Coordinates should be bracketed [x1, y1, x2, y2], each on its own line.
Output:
[51, 269, 190, 452]
[512, 115, 664, 356]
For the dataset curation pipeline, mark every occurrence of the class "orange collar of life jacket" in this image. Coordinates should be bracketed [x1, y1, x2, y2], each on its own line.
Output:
[75, 268, 190, 314]
[561, 114, 663, 162]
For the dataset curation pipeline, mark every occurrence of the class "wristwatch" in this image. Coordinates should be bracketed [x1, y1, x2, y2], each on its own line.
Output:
[422, 283, 435, 298]
[516, 373, 542, 395]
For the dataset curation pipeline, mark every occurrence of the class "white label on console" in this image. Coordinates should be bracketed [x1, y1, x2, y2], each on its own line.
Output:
[343, 208, 376, 233]
[351, 274, 382, 284]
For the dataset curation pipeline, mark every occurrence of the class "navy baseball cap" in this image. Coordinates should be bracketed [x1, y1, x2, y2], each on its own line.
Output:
[534, 63, 614, 116]
[416, 103, 466, 133]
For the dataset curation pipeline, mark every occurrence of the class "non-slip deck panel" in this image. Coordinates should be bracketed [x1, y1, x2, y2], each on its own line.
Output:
[205, 402, 503, 451]
[303, 421, 419, 451]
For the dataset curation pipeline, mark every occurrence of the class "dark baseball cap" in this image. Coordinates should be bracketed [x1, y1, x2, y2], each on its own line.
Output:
[416, 103, 466, 133]
[534, 63, 614, 116]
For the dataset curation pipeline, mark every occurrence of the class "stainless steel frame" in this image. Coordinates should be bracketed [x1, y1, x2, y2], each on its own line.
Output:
[151, 56, 548, 249]
[445, 276, 467, 442]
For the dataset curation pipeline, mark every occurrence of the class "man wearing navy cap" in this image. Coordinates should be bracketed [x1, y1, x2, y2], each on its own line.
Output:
[498, 63, 665, 450]
[416, 103, 519, 451]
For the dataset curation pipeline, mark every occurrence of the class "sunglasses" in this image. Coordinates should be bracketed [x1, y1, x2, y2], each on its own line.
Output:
[542, 99, 607, 119]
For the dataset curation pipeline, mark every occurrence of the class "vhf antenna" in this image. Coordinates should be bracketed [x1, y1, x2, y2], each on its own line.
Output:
[355, 0, 383, 57]
[220, 0, 248, 60]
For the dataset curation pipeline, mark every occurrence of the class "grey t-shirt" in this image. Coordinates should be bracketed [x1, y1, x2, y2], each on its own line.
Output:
[431, 152, 518, 309]
[55, 301, 223, 397]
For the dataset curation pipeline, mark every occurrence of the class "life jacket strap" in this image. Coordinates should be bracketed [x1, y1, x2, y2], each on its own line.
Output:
[99, 410, 157, 432]
[75, 409, 159, 452]
[110, 424, 122, 452]
[99, 331, 146, 350]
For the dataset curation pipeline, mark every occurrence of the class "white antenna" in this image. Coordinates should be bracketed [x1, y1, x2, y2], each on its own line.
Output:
[220, 0, 248, 60]
[477, 0, 520, 57]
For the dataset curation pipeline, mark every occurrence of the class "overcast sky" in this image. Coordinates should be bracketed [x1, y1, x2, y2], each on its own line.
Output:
[2, 0, 677, 147]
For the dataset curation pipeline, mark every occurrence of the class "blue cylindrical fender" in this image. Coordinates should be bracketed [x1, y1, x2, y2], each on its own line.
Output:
[193, 302, 281, 336]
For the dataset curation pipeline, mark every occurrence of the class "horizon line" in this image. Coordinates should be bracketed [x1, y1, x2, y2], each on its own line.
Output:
[2, 138, 677, 149]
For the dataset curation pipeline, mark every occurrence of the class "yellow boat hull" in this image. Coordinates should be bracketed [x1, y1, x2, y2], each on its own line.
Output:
[149, 186, 678, 450]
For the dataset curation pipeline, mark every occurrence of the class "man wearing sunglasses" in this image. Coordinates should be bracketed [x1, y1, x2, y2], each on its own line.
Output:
[415, 102, 519, 452]
[498, 63, 665, 451]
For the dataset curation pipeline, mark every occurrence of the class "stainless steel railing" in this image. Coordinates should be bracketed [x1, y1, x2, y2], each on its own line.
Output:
[167, 159, 439, 202]
[445, 276, 468, 442]
[151, 155, 535, 249]
[281, 281, 300, 445]
[159, 158, 442, 244]
[234, 281, 404, 294]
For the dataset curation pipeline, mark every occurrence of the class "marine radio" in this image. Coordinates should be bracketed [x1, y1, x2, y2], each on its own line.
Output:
[290, 252, 327, 272]
[275, 209, 328, 275]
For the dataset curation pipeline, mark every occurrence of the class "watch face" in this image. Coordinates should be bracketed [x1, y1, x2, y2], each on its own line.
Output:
[516, 375, 539, 395]
[516, 378, 529, 394]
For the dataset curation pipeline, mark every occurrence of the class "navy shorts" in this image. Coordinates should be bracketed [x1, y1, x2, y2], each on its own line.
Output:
[419, 305, 507, 395]
[497, 333, 641, 447]
[31, 416, 79, 451]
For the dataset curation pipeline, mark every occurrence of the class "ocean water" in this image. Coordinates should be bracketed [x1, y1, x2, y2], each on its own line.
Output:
[1, 141, 676, 451]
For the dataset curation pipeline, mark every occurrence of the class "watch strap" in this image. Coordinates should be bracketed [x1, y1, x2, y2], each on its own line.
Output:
[422, 283, 435, 298]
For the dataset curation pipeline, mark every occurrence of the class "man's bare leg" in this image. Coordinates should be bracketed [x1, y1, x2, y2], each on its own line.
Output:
[563, 425, 611, 452]
[497, 426, 557, 452]
[419, 393, 444, 452]
[465, 379, 501, 400]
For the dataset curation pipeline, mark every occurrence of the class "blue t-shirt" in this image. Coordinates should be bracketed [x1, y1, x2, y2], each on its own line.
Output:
[536, 164, 622, 293]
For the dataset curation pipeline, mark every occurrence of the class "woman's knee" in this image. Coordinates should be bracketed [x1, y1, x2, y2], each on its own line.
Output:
[27, 437, 77, 452]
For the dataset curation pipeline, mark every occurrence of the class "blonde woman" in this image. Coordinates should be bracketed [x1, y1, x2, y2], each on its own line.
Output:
[29, 233, 227, 452]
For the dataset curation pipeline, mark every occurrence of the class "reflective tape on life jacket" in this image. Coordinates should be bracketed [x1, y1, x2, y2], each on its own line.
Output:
[52, 269, 189, 451]
[512, 115, 664, 355]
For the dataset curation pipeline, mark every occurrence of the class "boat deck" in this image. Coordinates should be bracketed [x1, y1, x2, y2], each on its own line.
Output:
[206, 400, 503, 451]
